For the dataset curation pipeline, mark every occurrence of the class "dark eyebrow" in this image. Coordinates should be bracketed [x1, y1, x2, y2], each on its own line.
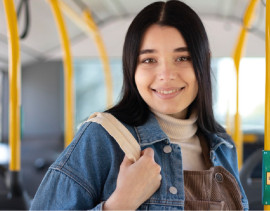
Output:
[139, 49, 157, 55]
[139, 47, 189, 55]
[174, 47, 189, 52]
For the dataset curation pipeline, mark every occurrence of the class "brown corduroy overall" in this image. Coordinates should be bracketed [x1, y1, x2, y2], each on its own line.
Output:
[184, 135, 244, 210]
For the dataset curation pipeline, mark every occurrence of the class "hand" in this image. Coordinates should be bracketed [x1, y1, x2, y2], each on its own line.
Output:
[103, 148, 162, 210]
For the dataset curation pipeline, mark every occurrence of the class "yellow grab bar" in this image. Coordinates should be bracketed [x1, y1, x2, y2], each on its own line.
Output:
[48, 0, 74, 147]
[83, 10, 113, 108]
[232, 0, 259, 169]
[3, 0, 21, 171]
[264, 0, 270, 209]
[265, 0, 270, 152]
[58, 1, 113, 108]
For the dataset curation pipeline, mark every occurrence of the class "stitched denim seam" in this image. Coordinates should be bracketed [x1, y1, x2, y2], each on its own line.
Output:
[140, 138, 168, 147]
[134, 127, 142, 144]
[212, 141, 233, 151]
[50, 167, 97, 199]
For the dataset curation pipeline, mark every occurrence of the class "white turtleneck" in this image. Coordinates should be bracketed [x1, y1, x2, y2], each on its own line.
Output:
[152, 110, 207, 171]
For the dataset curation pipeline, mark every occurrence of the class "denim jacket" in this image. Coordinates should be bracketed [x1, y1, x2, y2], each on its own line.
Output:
[30, 113, 249, 210]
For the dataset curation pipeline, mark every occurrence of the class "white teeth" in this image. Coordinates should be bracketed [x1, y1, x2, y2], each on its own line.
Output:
[156, 88, 181, 95]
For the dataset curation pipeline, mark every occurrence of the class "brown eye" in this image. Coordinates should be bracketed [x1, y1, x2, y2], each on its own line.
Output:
[176, 56, 191, 62]
[142, 58, 157, 64]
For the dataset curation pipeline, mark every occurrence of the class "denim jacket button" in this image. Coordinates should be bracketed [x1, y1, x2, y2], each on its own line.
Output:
[163, 145, 172, 153]
[169, 186, 177, 194]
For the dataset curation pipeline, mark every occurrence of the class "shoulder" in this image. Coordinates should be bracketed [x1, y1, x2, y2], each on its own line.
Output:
[52, 121, 125, 170]
[50, 121, 125, 192]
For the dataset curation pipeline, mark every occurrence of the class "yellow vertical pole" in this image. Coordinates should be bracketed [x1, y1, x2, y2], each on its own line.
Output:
[58, 1, 113, 108]
[83, 10, 113, 108]
[3, 0, 21, 171]
[48, 0, 74, 147]
[232, 0, 259, 169]
[265, 0, 270, 151]
[264, 0, 270, 209]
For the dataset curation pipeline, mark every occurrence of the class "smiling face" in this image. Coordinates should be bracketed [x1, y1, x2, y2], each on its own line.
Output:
[135, 24, 198, 119]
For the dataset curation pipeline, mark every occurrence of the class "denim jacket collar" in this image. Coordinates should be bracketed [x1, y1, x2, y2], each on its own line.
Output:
[135, 113, 169, 146]
[205, 133, 234, 150]
[135, 112, 233, 151]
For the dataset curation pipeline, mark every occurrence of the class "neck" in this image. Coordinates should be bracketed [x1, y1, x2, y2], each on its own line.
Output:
[152, 109, 197, 141]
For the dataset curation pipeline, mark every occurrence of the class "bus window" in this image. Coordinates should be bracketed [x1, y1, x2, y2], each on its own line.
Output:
[74, 59, 123, 128]
[213, 57, 265, 134]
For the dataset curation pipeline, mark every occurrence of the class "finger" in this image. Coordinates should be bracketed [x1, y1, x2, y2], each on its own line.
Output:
[158, 174, 162, 181]
[156, 174, 162, 188]
[120, 155, 134, 167]
[141, 147, 154, 158]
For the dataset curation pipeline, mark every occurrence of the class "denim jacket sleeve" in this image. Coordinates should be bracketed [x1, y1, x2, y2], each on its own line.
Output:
[30, 168, 104, 210]
[30, 121, 125, 210]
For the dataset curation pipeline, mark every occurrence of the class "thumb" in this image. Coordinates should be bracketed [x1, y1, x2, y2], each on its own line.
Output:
[141, 147, 154, 158]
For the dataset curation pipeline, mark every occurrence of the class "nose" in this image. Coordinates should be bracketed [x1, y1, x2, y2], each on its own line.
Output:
[158, 63, 176, 81]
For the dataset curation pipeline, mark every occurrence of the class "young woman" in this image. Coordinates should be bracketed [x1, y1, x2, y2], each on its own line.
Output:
[30, 0, 249, 210]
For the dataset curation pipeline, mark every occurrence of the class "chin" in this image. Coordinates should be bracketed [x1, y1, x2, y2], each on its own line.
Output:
[155, 106, 188, 118]
[158, 109, 181, 115]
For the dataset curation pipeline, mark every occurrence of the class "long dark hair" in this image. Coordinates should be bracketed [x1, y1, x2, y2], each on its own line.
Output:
[107, 0, 225, 135]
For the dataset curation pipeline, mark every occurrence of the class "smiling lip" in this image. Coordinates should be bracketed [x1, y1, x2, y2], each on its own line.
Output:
[152, 87, 184, 99]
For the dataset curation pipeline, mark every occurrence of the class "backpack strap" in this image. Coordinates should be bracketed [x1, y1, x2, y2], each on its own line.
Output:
[86, 112, 141, 162]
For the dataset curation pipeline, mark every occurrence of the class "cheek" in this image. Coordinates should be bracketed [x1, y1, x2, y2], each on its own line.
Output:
[193, 81, 199, 97]
[134, 70, 146, 97]
[189, 71, 198, 95]
[135, 69, 148, 88]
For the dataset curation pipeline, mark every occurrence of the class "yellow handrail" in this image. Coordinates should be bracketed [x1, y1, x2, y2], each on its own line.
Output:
[58, 1, 113, 108]
[232, 0, 259, 169]
[265, 0, 270, 151]
[3, 0, 21, 171]
[48, 0, 74, 148]
[83, 10, 113, 109]
[264, 0, 270, 209]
